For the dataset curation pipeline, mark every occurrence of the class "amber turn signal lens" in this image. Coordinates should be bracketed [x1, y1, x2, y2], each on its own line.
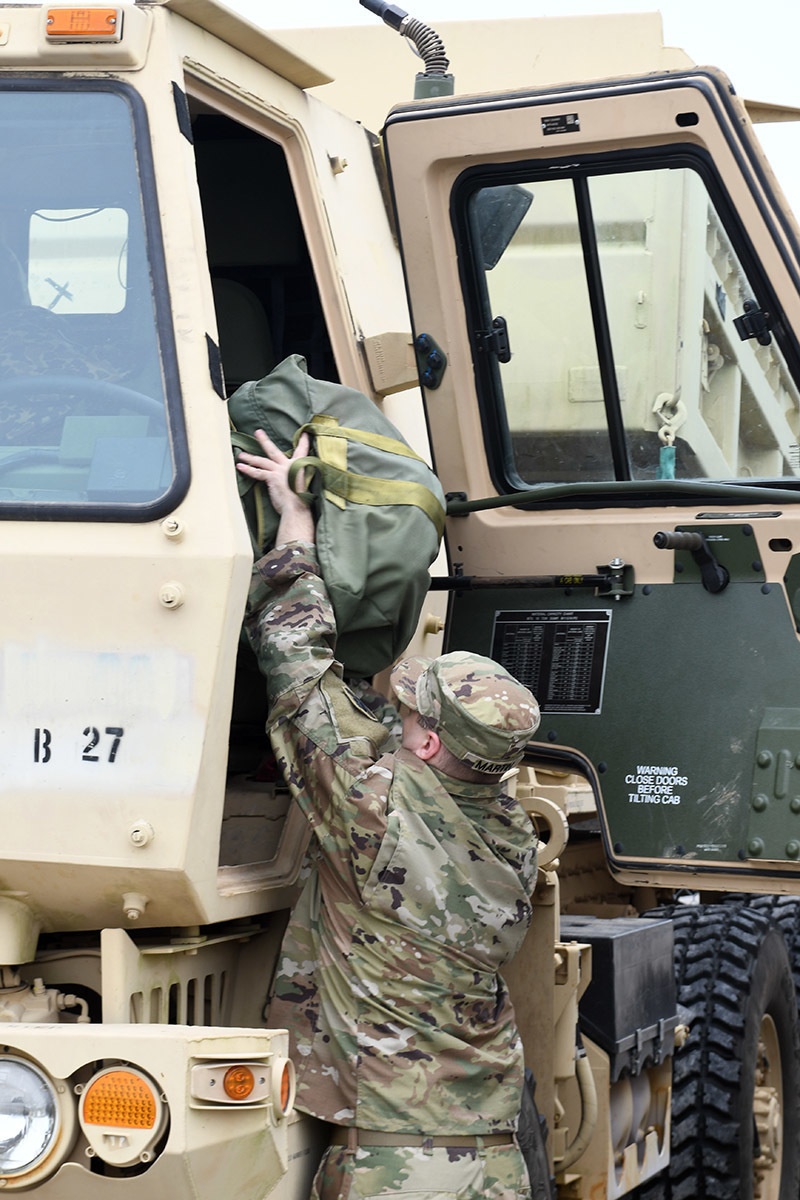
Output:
[271, 1057, 295, 1118]
[46, 8, 120, 38]
[223, 1064, 255, 1101]
[279, 1063, 292, 1112]
[81, 1069, 158, 1130]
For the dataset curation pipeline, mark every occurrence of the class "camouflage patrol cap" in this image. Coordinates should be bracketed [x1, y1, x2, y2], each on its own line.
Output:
[390, 650, 540, 775]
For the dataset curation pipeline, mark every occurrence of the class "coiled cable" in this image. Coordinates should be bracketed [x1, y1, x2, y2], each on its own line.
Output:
[401, 16, 450, 77]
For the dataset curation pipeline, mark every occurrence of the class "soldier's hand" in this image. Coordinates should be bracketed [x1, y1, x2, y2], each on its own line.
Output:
[236, 430, 311, 515]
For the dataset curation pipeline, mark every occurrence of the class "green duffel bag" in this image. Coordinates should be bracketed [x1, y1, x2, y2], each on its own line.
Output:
[230, 354, 446, 678]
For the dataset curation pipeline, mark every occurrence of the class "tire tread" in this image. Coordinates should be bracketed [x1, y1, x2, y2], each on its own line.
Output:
[635, 902, 800, 1200]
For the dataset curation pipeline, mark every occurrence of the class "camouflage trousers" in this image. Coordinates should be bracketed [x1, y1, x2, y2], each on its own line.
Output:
[310, 1139, 532, 1200]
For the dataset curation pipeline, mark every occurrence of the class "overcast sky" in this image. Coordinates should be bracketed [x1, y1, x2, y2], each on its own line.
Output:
[225, 0, 800, 216]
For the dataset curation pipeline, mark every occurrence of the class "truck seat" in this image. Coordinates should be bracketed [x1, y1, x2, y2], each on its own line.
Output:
[212, 277, 275, 396]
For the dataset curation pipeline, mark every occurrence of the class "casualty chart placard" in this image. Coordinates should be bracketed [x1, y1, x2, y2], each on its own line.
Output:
[491, 609, 611, 714]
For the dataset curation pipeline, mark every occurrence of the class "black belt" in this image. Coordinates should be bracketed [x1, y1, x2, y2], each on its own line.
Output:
[329, 1128, 515, 1149]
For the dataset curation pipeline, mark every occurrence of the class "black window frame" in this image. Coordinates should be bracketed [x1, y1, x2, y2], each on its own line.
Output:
[452, 143, 800, 508]
[0, 77, 189, 522]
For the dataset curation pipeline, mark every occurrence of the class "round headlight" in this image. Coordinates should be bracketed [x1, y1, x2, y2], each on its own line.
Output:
[0, 1057, 59, 1176]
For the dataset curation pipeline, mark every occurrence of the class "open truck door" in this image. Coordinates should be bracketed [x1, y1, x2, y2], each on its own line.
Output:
[380, 56, 800, 1200]
[383, 67, 800, 893]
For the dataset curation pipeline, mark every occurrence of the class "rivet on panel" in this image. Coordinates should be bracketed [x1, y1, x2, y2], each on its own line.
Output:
[129, 821, 154, 848]
[161, 517, 185, 541]
[160, 582, 185, 609]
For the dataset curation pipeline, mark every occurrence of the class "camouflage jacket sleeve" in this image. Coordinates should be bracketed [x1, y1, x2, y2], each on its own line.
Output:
[245, 541, 391, 883]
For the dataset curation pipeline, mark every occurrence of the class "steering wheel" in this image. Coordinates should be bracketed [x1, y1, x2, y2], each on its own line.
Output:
[0, 374, 166, 419]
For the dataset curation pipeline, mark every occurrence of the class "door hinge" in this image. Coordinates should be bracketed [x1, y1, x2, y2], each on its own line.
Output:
[172, 81, 193, 144]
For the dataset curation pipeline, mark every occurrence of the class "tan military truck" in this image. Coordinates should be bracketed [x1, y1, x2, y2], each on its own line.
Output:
[0, 2, 800, 1198]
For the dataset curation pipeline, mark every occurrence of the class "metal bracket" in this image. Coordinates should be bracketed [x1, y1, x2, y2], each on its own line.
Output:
[414, 332, 447, 389]
[596, 558, 635, 600]
[733, 299, 773, 346]
[653, 530, 729, 594]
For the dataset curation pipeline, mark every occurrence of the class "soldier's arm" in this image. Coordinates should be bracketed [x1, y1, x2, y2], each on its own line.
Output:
[240, 429, 390, 874]
[240, 427, 385, 750]
[247, 542, 385, 756]
[247, 541, 390, 882]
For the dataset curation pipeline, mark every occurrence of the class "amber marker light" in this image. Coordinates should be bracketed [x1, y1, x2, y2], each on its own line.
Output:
[223, 1065, 255, 1102]
[78, 1067, 166, 1169]
[82, 1069, 157, 1129]
[189, 1055, 295, 1119]
[46, 8, 122, 39]
[280, 1064, 291, 1110]
[272, 1058, 296, 1120]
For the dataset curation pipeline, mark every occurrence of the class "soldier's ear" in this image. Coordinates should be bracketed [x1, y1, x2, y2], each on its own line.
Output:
[412, 728, 441, 762]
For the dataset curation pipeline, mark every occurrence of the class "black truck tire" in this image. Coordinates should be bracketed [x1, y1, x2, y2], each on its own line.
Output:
[732, 895, 800, 1010]
[636, 903, 800, 1200]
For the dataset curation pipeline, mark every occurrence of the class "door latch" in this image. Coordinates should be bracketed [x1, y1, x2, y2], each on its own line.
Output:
[733, 299, 772, 347]
[476, 315, 511, 363]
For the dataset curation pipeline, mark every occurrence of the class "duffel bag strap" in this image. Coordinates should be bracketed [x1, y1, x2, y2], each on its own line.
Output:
[288, 455, 445, 538]
[231, 430, 270, 549]
[297, 414, 431, 465]
[293, 414, 445, 535]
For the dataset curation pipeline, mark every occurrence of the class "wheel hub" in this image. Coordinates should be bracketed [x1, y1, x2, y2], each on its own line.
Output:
[754, 1086, 780, 1168]
[753, 1016, 783, 1200]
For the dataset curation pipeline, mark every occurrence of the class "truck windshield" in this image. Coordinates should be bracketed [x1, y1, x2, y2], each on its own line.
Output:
[0, 85, 183, 517]
[460, 159, 800, 492]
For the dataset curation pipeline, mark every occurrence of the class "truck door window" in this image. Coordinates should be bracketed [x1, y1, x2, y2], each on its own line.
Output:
[461, 161, 800, 490]
[0, 85, 184, 517]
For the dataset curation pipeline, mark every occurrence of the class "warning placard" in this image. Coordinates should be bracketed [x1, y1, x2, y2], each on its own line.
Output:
[625, 764, 688, 806]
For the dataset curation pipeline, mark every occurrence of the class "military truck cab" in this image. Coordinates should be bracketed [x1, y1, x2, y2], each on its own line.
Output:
[1, 3, 800, 1199]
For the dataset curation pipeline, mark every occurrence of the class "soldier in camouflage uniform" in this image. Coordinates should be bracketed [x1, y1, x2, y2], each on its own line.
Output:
[237, 429, 541, 1200]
